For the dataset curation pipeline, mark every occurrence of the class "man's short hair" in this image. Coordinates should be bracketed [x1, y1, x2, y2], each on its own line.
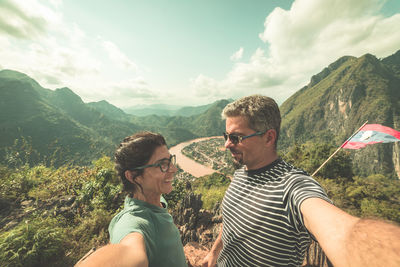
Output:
[222, 95, 281, 147]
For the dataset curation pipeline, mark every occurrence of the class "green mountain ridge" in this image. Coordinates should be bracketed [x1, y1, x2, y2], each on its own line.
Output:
[0, 70, 126, 166]
[279, 50, 400, 178]
[0, 70, 229, 166]
[122, 101, 233, 117]
[87, 100, 129, 121]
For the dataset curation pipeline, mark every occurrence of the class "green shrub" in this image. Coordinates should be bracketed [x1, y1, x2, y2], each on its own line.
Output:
[67, 209, 114, 263]
[0, 165, 34, 202]
[282, 142, 353, 179]
[316, 174, 400, 223]
[77, 168, 122, 211]
[192, 173, 230, 210]
[0, 217, 67, 267]
[164, 177, 189, 211]
[195, 186, 228, 210]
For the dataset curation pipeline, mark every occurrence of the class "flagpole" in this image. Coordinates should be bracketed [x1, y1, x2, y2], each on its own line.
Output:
[311, 120, 368, 176]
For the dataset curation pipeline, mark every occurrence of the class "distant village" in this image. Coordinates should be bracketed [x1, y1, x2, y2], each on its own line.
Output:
[181, 138, 234, 175]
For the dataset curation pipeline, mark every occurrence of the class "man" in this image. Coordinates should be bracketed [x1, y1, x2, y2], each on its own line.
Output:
[202, 95, 400, 267]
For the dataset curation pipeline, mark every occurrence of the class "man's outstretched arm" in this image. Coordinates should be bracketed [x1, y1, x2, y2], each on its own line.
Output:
[301, 197, 400, 267]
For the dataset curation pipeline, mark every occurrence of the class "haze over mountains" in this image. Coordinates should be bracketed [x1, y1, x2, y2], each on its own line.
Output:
[122, 103, 218, 117]
[0, 50, 399, 177]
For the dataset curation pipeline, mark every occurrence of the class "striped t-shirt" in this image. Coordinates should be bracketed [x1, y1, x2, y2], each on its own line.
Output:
[217, 159, 331, 267]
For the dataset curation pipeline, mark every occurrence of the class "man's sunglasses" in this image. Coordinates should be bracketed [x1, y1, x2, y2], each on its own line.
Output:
[132, 154, 176, 173]
[223, 131, 265, 145]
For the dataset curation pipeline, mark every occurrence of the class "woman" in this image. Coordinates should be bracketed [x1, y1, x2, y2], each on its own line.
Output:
[77, 132, 187, 267]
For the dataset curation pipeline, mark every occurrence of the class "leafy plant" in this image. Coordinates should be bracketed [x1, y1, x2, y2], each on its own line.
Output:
[282, 142, 353, 179]
[0, 217, 67, 267]
[192, 173, 230, 210]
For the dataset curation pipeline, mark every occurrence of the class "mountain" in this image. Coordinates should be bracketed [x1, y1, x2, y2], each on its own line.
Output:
[174, 103, 214, 117]
[279, 50, 400, 178]
[123, 104, 182, 116]
[87, 100, 129, 121]
[0, 70, 229, 166]
[123, 102, 225, 117]
[190, 99, 230, 136]
[382, 50, 400, 77]
[0, 70, 143, 166]
[128, 99, 231, 144]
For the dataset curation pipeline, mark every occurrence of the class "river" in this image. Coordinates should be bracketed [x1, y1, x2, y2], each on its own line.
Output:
[169, 136, 223, 178]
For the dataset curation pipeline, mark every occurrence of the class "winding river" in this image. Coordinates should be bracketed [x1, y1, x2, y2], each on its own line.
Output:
[169, 136, 223, 178]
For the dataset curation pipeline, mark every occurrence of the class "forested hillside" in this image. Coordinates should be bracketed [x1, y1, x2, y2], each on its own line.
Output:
[279, 50, 400, 178]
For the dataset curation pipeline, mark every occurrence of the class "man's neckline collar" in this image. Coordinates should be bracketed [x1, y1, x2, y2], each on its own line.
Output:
[245, 158, 282, 176]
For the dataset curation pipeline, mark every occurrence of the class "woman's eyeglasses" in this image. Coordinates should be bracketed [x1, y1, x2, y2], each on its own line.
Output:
[132, 154, 176, 173]
[223, 131, 265, 145]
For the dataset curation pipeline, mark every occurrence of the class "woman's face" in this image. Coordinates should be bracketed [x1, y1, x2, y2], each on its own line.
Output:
[137, 145, 177, 198]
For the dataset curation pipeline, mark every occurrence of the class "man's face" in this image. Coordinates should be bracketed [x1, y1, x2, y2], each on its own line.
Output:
[224, 116, 268, 170]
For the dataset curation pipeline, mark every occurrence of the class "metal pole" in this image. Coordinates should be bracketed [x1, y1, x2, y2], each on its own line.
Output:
[311, 120, 368, 176]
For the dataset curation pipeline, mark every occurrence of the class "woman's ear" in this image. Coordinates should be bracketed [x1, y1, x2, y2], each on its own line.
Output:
[125, 170, 140, 184]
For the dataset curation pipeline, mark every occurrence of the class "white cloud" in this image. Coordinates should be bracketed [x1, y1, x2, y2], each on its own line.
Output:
[0, 0, 62, 40]
[0, 0, 156, 107]
[93, 78, 160, 108]
[102, 40, 138, 72]
[48, 0, 63, 9]
[192, 0, 400, 104]
[230, 47, 244, 61]
[191, 74, 221, 97]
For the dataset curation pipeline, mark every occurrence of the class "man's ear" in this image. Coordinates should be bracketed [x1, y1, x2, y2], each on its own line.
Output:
[265, 129, 277, 147]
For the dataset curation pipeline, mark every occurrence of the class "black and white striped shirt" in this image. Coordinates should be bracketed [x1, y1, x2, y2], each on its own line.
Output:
[218, 159, 331, 267]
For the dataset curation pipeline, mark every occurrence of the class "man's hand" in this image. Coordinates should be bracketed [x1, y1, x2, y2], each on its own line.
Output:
[201, 251, 218, 267]
[202, 226, 223, 267]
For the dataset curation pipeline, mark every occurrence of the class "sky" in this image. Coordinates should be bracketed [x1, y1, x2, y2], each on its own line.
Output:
[0, 0, 399, 109]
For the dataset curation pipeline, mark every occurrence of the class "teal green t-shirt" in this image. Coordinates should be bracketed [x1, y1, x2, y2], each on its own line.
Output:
[109, 196, 187, 267]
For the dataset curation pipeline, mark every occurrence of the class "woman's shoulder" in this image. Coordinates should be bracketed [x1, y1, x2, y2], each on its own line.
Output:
[109, 205, 154, 244]
[113, 203, 153, 226]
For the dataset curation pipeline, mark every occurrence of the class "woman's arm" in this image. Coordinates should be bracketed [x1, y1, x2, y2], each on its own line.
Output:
[75, 232, 148, 267]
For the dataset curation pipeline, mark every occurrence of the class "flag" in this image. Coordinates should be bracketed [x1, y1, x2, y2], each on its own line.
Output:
[341, 124, 400, 149]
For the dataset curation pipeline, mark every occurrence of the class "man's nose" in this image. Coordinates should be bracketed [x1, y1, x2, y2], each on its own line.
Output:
[225, 137, 234, 148]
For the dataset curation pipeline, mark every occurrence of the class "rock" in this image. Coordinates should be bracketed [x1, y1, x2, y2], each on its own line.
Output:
[184, 242, 209, 267]
[21, 200, 33, 207]
[57, 195, 76, 207]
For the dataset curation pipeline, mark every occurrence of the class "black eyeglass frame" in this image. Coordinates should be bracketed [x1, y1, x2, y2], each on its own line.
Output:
[223, 131, 265, 144]
[131, 154, 176, 173]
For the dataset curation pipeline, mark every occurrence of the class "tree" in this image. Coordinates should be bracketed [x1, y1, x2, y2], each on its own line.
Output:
[282, 142, 353, 179]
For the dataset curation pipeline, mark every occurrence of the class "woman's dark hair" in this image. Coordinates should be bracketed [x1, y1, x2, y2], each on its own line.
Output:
[114, 131, 166, 194]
